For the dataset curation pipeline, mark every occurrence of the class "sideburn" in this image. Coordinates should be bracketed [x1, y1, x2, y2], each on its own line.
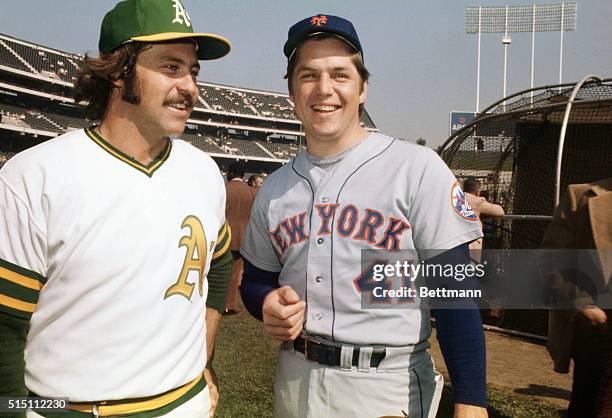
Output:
[118, 53, 141, 105]
[121, 72, 140, 105]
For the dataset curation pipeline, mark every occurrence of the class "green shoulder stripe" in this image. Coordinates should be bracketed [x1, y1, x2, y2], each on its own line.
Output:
[212, 222, 231, 260]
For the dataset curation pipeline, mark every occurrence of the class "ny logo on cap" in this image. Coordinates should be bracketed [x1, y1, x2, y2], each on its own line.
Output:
[310, 15, 328, 27]
[172, 0, 192, 27]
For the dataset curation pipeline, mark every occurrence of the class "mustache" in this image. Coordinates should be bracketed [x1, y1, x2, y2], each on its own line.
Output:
[163, 93, 195, 109]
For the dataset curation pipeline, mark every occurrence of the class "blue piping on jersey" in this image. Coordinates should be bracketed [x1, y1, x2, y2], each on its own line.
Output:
[290, 159, 315, 330]
[329, 138, 396, 341]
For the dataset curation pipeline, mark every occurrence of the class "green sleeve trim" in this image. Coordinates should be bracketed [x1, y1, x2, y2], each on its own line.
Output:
[206, 250, 232, 313]
[0, 279, 40, 305]
[212, 221, 231, 260]
[0, 258, 44, 320]
[0, 258, 46, 284]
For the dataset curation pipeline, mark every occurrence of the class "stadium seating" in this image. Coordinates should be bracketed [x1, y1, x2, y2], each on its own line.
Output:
[221, 137, 272, 158]
[247, 91, 295, 120]
[180, 132, 228, 154]
[0, 40, 32, 73]
[1, 103, 46, 131]
[0, 36, 79, 83]
[44, 112, 90, 130]
[259, 138, 303, 160]
[199, 85, 258, 115]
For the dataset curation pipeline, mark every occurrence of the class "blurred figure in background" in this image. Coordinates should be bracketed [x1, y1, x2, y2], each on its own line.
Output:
[247, 174, 264, 189]
[224, 162, 257, 315]
[542, 178, 612, 418]
[463, 177, 505, 253]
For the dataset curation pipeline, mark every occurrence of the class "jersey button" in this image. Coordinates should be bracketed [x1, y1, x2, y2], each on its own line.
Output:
[313, 313, 323, 320]
[317, 238, 324, 244]
[321, 197, 329, 203]
[315, 276, 323, 283]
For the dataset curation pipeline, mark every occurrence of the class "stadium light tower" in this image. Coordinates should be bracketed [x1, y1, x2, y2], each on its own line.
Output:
[466, 3, 577, 111]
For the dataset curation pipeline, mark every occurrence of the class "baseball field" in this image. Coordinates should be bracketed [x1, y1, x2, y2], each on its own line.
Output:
[214, 303, 568, 418]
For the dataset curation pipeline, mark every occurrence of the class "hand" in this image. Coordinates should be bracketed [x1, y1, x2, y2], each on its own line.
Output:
[203, 365, 219, 417]
[575, 306, 608, 328]
[262, 286, 306, 341]
[454, 403, 488, 418]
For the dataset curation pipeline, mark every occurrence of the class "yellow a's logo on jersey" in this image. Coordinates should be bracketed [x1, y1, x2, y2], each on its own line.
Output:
[165, 215, 207, 300]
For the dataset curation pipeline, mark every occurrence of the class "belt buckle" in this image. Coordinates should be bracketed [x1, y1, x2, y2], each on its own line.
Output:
[304, 337, 321, 362]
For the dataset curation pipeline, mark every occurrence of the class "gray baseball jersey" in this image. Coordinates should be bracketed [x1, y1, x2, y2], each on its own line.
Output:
[241, 132, 482, 347]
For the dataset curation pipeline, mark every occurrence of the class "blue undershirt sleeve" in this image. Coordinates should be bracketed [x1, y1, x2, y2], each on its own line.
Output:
[428, 244, 488, 408]
[240, 258, 280, 321]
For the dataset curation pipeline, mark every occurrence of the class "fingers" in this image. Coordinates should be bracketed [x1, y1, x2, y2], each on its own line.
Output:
[264, 306, 305, 340]
[263, 287, 306, 320]
[265, 320, 304, 341]
[203, 368, 219, 417]
[277, 285, 301, 305]
[262, 286, 306, 341]
[265, 308, 305, 327]
[265, 299, 306, 321]
[210, 394, 219, 418]
[577, 306, 608, 326]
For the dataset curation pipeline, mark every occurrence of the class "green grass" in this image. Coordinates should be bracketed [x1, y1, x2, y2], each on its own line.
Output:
[214, 306, 564, 418]
[214, 308, 278, 418]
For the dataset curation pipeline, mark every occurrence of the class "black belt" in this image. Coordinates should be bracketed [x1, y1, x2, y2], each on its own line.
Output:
[293, 335, 386, 368]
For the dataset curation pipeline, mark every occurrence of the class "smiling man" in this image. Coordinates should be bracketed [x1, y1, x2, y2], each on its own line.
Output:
[0, 1, 232, 417]
[240, 14, 488, 418]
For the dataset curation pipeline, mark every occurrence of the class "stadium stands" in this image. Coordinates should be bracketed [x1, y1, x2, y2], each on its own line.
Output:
[180, 132, 228, 154]
[0, 35, 80, 83]
[259, 138, 301, 160]
[44, 111, 90, 130]
[221, 137, 272, 158]
[0, 102, 60, 132]
[247, 91, 295, 120]
[3, 38, 78, 83]
[199, 84, 300, 120]
[0, 39, 33, 73]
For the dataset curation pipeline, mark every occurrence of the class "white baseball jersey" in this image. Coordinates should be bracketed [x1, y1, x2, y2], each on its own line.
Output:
[241, 132, 482, 347]
[0, 128, 230, 401]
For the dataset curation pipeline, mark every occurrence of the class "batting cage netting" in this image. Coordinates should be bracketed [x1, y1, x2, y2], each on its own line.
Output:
[438, 77, 612, 335]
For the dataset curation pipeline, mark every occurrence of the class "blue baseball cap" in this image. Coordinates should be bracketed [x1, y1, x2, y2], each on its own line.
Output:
[283, 14, 363, 61]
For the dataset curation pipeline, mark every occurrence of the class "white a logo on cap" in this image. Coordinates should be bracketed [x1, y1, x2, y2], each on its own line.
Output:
[171, 0, 192, 27]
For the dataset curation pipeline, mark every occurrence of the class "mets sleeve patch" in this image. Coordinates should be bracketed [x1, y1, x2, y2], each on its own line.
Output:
[451, 181, 478, 221]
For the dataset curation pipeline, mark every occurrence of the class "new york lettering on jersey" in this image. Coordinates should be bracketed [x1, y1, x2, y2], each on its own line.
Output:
[269, 205, 411, 257]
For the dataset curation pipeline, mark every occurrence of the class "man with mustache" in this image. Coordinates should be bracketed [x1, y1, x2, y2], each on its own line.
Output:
[0, 1, 232, 416]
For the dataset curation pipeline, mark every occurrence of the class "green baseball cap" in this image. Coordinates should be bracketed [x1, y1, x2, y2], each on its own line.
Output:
[99, 0, 231, 60]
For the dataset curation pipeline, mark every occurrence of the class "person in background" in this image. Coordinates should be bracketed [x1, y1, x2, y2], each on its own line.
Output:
[224, 162, 257, 315]
[541, 178, 612, 417]
[463, 177, 505, 252]
[247, 174, 264, 189]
